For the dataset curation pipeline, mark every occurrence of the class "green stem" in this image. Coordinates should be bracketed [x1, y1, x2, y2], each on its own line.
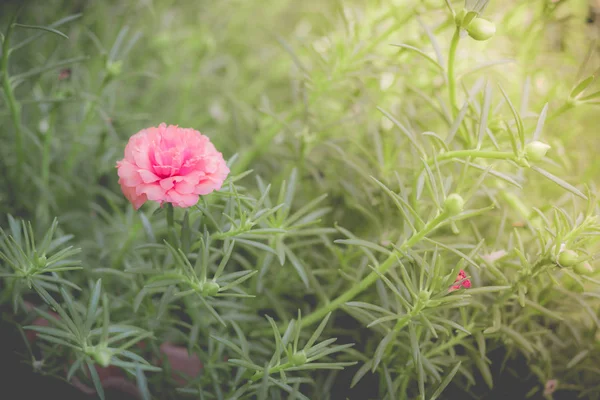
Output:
[447, 27, 461, 115]
[547, 102, 574, 122]
[41, 112, 54, 191]
[1, 19, 23, 179]
[162, 203, 203, 328]
[299, 211, 450, 329]
[433, 149, 515, 163]
[165, 203, 176, 246]
[38, 106, 57, 222]
[249, 361, 292, 383]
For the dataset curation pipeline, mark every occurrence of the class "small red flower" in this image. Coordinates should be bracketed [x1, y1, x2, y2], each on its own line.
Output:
[449, 270, 471, 291]
[544, 379, 558, 396]
[58, 68, 71, 81]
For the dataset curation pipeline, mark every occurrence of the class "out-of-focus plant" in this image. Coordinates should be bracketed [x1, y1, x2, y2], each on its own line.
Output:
[1, 0, 600, 399]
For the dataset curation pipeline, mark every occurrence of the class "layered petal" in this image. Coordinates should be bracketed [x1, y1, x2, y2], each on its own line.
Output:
[116, 123, 229, 209]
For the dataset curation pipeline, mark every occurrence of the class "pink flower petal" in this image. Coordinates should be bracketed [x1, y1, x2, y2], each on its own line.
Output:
[120, 184, 147, 210]
[116, 161, 143, 186]
[174, 180, 196, 194]
[116, 123, 229, 209]
[139, 169, 160, 183]
[168, 191, 199, 208]
[160, 178, 176, 190]
[136, 183, 167, 202]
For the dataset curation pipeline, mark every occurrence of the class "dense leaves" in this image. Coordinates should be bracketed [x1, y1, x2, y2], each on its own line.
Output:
[1, 0, 600, 399]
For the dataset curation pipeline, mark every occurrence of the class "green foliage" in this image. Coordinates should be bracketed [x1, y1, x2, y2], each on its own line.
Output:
[1, 0, 600, 399]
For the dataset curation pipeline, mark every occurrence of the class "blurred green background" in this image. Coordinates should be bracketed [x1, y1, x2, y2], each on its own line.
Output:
[1, 0, 598, 226]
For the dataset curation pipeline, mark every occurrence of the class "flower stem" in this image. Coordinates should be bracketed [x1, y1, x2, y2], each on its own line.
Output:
[1, 18, 23, 180]
[433, 149, 515, 163]
[447, 27, 461, 115]
[299, 211, 450, 329]
[163, 203, 203, 334]
[165, 203, 176, 246]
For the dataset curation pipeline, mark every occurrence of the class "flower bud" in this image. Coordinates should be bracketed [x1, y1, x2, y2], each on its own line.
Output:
[202, 281, 220, 296]
[105, 60, 123, 79]
[37, 255, 47, 267]
[574, 261, 594, 276]
[92, 347, 112, 367]
[444, 194, 464, 216]
[557, 250, 578, 267]
[38, 119, 49, 134]
[466, 17, 496, 41]
[290, 351, 307, 366]
[544, 380, 558, 397]
[525, 141, 551, 161]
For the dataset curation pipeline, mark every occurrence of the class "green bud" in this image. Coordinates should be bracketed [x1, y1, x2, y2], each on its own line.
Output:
[466, 17, 496, 41]
[574, 261, 594, 276]
[444, 194, 465, 216]
[37, 255, 47, 267]
[557, 250, 578, 267]
[418, 290, 431, 303]
[290, 351, 307, 366]
[202, 281, 220, 296]
[525, 141, 551, 161]
[105, 60, 123, 79]
[92, 347, 112, 367]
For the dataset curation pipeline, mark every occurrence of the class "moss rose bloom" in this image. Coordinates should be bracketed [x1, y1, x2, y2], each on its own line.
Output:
[116, 123, 229, 209]
[450, 269, 471, 291]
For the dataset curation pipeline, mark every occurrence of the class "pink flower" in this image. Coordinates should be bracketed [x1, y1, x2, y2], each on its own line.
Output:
[544, 379, 558, 396]
[450, 269, 471, 291]
[116, 123, 229, 209]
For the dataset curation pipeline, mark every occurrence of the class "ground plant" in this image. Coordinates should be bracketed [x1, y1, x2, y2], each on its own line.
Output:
[1, 0, 600, 399]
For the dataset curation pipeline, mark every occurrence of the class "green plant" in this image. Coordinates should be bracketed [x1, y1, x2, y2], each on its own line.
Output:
[1, 0, 600, 399]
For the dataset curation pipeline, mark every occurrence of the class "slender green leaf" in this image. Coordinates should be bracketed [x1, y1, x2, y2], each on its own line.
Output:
[14, 23, 68, 39]
[531, 166, 587, 200]
[390, 44, 444, 72]
[430, 362, 462, 400]
[378, 107, 423, 155]
[570, 75, 595, 98]
[532, 103, 548, 141]
[84, 279, 102, 334]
